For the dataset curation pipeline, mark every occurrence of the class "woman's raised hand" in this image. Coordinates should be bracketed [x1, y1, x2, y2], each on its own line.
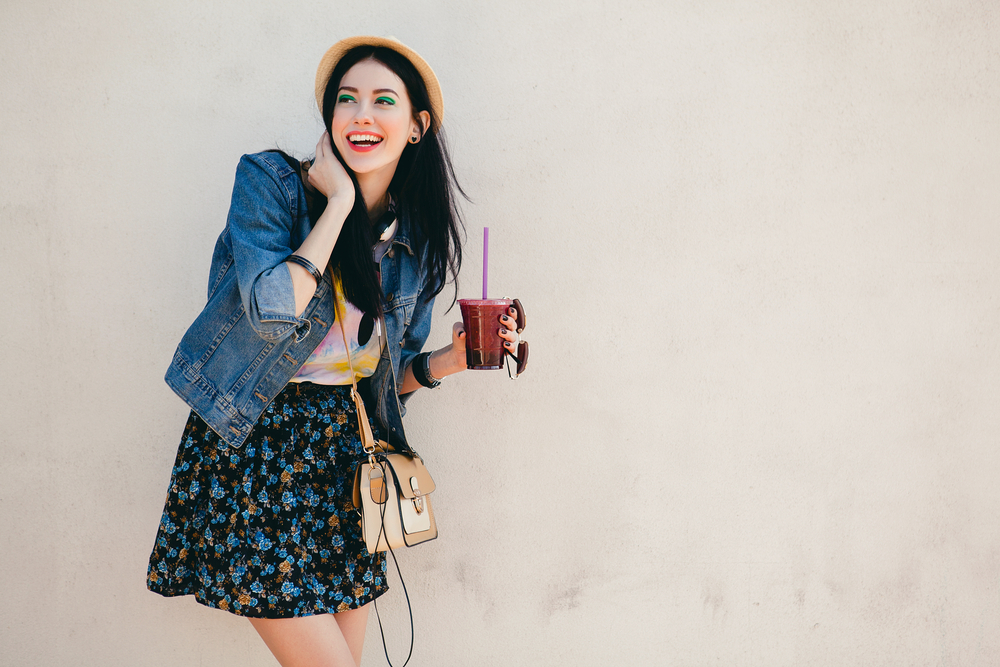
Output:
[308, 132, 355, 211]
[286, 133, 355, 317]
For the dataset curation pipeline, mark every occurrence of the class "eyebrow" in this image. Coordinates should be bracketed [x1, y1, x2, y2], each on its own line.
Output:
[338, 86, 400, 96]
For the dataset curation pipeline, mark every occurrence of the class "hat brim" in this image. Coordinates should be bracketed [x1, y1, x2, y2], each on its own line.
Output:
[315, 36, 444, 133]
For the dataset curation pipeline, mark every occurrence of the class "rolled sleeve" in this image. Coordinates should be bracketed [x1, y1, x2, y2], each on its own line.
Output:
[226, 154, 310, 342]
[399, 289, 436, 398]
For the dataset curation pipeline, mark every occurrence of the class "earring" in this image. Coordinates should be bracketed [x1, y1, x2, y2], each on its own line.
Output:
[409, 134, 419, 144]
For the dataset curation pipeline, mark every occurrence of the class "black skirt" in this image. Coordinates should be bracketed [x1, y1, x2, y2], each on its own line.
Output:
[146, 382, 388, 618]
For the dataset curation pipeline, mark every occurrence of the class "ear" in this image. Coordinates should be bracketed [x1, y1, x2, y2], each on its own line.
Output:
[412, 110, 431, 141]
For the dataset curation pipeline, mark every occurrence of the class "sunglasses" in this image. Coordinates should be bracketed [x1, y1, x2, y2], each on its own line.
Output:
[504, 298, 529, 379]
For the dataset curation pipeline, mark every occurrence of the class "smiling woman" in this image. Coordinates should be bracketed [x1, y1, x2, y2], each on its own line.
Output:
[144, 36, 527, 667]
[329, 60, 428, 217]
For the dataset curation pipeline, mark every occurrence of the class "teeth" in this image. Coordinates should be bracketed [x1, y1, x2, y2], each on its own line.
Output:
[350, 134, 383, 144]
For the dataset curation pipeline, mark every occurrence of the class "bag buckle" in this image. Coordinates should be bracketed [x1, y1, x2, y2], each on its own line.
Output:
[368, 463, 387, 504]
[410, 477, 425, 514]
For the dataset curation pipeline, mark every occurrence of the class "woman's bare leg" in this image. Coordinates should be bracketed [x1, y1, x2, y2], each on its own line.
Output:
[248, 604, 370, 667]
[333, 603, 371, 666]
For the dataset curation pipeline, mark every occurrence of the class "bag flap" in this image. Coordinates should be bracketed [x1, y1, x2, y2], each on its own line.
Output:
[351, 439, 397, 509]
[385, 453, 435, 498]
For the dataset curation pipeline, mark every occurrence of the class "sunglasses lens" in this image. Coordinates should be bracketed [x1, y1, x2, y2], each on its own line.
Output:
[512, 298, 527, 333]
[516, 341, 529, 375]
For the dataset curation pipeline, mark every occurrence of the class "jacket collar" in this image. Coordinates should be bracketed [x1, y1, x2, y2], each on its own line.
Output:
[391, 208, 415, 256]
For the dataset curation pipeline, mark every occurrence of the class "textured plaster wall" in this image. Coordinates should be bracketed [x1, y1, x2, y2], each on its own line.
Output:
[3, 1, 1000, 665]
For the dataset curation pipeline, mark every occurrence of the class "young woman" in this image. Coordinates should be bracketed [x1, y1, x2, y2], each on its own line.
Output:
[146, 36, 523, 666]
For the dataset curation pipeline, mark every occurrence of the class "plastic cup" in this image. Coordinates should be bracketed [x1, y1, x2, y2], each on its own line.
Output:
[458, 299, 513, 370]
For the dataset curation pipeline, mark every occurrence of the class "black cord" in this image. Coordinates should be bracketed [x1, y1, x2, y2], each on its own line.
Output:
[370, 457, 415, 667]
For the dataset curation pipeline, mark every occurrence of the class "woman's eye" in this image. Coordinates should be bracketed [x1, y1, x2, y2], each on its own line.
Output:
[375, 97, 396, 106]
[337, 94, 356, 103]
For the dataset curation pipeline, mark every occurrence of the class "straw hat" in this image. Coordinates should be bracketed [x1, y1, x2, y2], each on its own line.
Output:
[315, 36, 444, 132]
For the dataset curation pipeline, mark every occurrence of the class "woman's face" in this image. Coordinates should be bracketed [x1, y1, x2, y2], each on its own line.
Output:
[329, 59, 427, 180]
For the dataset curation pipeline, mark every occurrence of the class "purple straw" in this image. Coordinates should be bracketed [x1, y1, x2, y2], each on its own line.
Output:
[482, 227, 489, 300]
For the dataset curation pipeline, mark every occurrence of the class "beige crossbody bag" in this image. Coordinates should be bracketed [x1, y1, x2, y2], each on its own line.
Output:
[332, 297, 438, 554]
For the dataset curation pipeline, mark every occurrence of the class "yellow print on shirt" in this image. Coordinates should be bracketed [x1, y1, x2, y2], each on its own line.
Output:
[290, 274, 383, 385]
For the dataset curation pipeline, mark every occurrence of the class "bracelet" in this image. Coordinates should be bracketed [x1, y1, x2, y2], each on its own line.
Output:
[413, 352, 441, 389]
[285, 254, 323, 284]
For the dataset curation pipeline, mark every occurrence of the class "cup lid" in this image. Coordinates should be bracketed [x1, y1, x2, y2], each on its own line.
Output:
[458, 298, 511, 306]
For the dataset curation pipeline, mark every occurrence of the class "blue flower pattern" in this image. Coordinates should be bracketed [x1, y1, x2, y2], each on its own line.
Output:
[147, 383, 387, 617]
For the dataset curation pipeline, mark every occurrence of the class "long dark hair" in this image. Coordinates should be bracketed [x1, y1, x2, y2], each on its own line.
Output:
[317, 46, 466, 316]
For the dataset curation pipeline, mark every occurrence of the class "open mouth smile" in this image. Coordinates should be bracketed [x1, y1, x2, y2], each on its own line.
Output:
[346, 132, 384, 152]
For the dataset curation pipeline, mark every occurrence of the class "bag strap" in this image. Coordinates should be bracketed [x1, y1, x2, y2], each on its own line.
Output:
[373, 539, 416, 667]
[331, 289, 379, 456]
[335, 294, 417, 667]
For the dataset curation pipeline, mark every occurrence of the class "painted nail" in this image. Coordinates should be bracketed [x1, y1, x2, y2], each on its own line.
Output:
[500, 328, 508, 335]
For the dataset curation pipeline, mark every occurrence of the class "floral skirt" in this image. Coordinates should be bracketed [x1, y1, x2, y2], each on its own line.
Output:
[146, 382, 387, 618]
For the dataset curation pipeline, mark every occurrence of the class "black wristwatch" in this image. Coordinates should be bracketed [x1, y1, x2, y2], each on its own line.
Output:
[414, 352, 441, 388]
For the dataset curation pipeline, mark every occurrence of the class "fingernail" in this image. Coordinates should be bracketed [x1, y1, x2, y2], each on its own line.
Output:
[500, 328, 508, 335]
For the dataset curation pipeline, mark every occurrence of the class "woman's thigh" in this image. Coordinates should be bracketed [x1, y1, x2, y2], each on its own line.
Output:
[248, 604, 370, 667]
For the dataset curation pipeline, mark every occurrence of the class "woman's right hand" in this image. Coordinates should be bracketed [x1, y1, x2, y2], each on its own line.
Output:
[308, 132, 355, 212]
[286, 133, 354, 316]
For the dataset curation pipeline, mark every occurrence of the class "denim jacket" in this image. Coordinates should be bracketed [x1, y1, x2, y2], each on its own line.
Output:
[165, 151, 434, 450]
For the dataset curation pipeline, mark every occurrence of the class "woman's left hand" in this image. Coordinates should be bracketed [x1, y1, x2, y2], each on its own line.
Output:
[446, 306, 522, 367]
[497, 306, 522, 356]
[414, 306, 525, 389]
[438, 321, 468, 372]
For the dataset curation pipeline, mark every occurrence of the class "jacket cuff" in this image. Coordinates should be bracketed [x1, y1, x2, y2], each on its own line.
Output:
[247, 262, 312, 342]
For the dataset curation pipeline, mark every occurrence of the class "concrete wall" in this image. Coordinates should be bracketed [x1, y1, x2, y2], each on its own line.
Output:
[3, 1, 999, 665]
